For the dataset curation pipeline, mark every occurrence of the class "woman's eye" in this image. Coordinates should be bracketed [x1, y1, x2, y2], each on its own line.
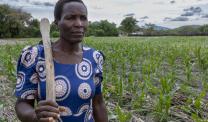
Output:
[65, 17, 72, 20]
[80, 16, 87, 20]
[65, 16, 75, 20]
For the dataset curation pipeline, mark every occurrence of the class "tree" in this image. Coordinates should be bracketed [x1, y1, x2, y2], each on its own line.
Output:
[0, 4, 32, 38]
[86, 20, 118, 37]
[86, 21, 97, 36]
[23, 19, 41, 37]
[199, 24, 208, 35]
[144, 23, 155, 36]
[119, 17, 138, 35]
[98, 20, 118, 36]
[50, 22, 59, 37]
[0, 4, 15, 38]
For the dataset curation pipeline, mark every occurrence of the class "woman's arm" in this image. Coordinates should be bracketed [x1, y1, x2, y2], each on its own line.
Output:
[15, 98, 60, 122]
[92, 94, 108, 122]
[15, 98, 38, 122]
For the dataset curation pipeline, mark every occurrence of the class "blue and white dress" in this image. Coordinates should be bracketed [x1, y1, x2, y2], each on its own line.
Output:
[15, 44, 104, 122]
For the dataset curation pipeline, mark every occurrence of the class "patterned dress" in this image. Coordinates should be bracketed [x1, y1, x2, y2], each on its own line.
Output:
[15, 44, 104, 122]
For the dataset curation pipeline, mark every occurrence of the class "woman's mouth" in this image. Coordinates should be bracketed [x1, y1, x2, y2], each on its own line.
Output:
[71, 32, 84, 36]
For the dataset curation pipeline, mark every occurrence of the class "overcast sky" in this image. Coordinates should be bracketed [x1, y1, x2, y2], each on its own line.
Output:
[1, 0, 208, 28]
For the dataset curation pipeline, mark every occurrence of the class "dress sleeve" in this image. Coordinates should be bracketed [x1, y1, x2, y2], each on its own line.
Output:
[15, 46, 39, 100]
[93, 51, 105, 95]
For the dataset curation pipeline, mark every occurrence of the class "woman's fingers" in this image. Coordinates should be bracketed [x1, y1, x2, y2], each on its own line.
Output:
[37, 100, 59, 108]
[35, 100, 60, 121]
[39, 117, 56, 122]
[36, 105, 60, 114]
[37, 111, 60, 119]
[58, 106, 67, 112]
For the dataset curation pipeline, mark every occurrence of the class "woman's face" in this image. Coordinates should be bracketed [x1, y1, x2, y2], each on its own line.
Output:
[58, 2, 88, 44]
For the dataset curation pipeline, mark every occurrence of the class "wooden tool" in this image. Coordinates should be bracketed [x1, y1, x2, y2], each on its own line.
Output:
[40, 18, 56, 102]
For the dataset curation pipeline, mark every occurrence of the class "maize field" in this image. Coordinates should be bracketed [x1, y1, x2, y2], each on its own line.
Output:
[0, 36, 208, 122]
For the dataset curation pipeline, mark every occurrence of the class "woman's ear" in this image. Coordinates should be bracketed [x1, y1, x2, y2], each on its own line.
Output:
[54, 20, 58, 25]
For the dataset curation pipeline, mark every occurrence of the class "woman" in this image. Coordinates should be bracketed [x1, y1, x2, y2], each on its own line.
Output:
[15, 0, 108, 121]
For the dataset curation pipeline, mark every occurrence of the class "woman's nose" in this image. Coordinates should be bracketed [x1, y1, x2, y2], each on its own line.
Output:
[74, 18, 82, 27]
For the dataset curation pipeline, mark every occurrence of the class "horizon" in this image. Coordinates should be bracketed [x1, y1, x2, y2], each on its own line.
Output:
[0, 0, 208, 29]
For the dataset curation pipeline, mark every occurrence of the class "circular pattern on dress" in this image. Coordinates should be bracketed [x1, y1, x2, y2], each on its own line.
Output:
[93, 75, 100, 86]
[74, 104, 89, 117]
[55, 76, 71, 101]
[16, 72, 25, 91]
[75, 58, 92, 80]
[21, 46, 38, 68]
[84, 109, 93, 122]
[22, 45, 31, 52]
[21, 89, 37, 99]
[30, 73, 39, 84]
[36, 58, 46, 81]
[93, 51, 104, 72]
[95, 68, 100, 74]
[83, 46, 91, 51]
[93, 51, 100, 63]
[78, 83, 92, 100]
[97, 56, 104, 72]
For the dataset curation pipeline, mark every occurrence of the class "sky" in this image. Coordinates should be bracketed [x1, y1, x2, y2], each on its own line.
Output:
[0, 0, 208, 28]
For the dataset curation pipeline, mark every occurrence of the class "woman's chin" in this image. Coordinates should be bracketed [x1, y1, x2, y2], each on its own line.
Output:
[70, 37, 83, 44]
[62, 36, 83, 44]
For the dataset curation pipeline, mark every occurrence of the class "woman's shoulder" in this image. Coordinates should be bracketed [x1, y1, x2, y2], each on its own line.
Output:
[20, 43, 44, 56]
[82, 45, 105, 66]
[83, 45, 104, 55]
[19, 43, 43, 68]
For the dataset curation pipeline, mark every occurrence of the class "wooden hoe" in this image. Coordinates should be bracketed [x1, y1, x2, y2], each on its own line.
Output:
[40, 18, 56, 122]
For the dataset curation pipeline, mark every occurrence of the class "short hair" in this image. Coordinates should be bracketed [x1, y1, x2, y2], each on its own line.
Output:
[54, 0, 87, 24]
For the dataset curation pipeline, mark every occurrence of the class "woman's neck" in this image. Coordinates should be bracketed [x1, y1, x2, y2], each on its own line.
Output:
[53, 39, 82, 54]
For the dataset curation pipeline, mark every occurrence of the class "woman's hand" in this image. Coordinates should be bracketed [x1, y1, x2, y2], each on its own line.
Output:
[35, 100, 60, 122]
[93, 94, 108, 122]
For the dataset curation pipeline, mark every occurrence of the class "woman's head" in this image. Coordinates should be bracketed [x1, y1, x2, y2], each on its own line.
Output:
[54, 0, 88, 43]
[54, 0, 87, 23]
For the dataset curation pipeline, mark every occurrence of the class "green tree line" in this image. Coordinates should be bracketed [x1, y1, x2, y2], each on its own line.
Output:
[0, 4, 207, 38]
[0, 4, 119, 38]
